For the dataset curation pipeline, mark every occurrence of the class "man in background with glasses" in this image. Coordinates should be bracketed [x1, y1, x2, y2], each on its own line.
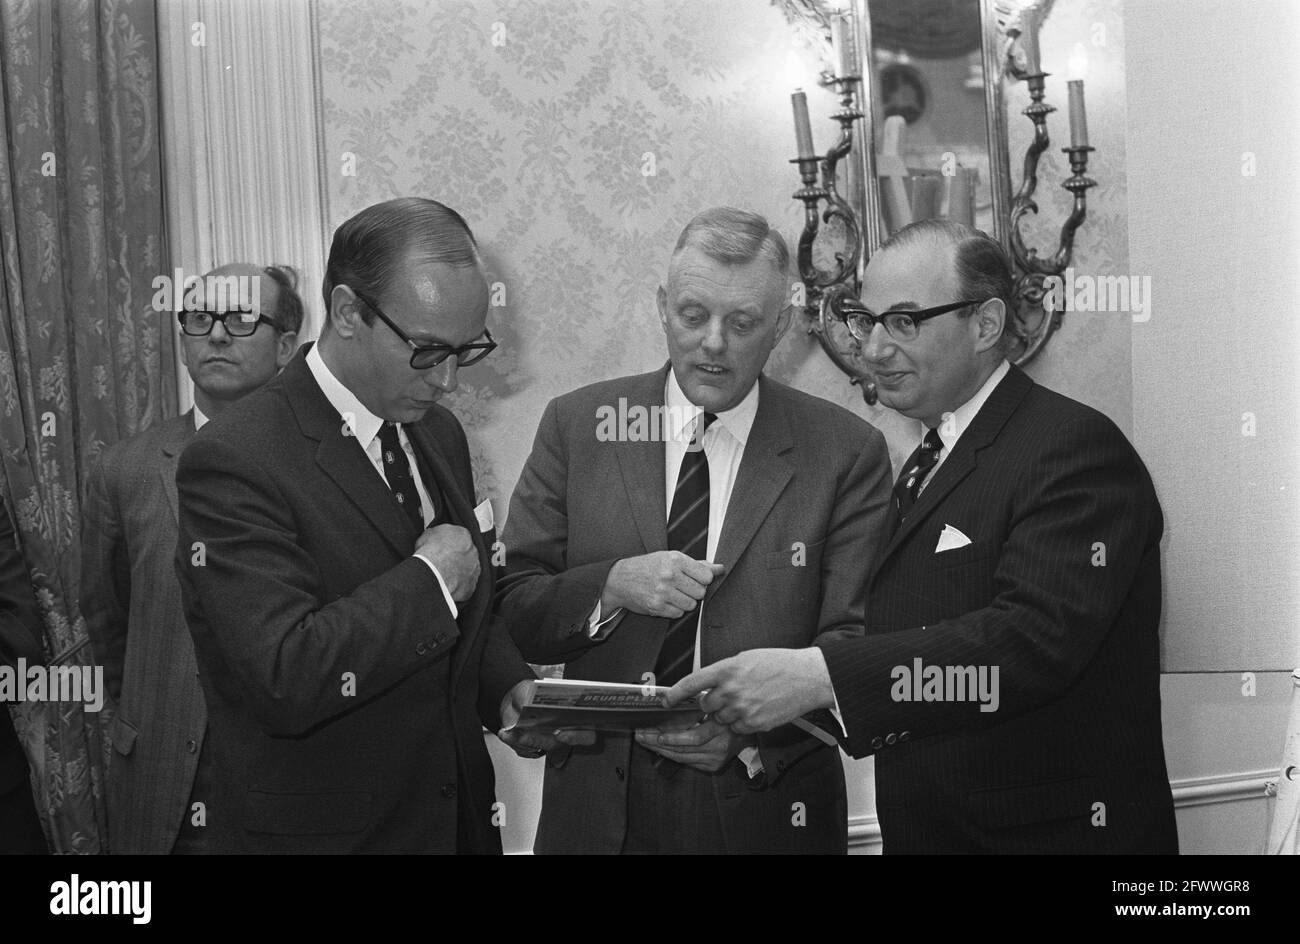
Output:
[82, 262, 302, 854]
[668, 219, 1177, 854]
[174, 198, 579, 854]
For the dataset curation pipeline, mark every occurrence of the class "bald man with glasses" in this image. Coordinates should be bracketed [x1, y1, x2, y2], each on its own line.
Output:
[174, 198, 582, 854]
[669, 220, 1177, 854]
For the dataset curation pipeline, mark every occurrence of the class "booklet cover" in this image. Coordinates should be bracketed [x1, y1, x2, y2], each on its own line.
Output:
[502, 678, 703, 732]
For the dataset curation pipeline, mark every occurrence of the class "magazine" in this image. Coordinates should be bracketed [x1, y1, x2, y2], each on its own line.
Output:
[502, 678, 703, 732]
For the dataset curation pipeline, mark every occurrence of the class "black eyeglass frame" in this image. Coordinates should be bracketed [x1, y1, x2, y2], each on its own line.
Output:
[177, 309, 281, 337]
[842, 298, 986, 342]
[349, 287, 497, 370]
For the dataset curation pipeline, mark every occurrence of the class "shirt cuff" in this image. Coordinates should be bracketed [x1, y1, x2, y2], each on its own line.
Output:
[586, 599, 624, 639]
[738, 745, 764, 779]
[813, 646, 848, 737]
[412, 553, 459, 620]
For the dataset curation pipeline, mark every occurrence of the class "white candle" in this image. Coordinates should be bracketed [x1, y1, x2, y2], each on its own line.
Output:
[832, 15, 856, 78]
[1067, 80, 1089, 147]
[792, 90, 816, 159]
[1020, 25, 1041, 74]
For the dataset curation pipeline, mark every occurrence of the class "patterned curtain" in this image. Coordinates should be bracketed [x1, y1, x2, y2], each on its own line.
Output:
[0, 0, 171, 852]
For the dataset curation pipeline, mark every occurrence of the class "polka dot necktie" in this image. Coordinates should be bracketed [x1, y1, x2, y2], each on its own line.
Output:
[893, 427, 944, 525]
[378, 421, 424, 533]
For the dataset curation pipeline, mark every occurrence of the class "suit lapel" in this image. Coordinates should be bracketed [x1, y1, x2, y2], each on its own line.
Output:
[283, 347, 415, 560]
[614, 368, 670, 554]
[158, 413, 194, 522]
[708, 375, 793, 598]
[871, 365, 1034, 579]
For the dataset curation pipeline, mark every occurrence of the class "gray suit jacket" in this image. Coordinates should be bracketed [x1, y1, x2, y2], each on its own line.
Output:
[82, 413, 207, 854]
[496, 366, 892, 853]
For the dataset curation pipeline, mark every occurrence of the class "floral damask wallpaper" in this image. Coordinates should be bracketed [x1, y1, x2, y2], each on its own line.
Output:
[319, 0, 1130, 502]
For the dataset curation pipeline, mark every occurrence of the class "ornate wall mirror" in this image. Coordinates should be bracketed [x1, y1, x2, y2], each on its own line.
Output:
[776, 0, 1095, 403]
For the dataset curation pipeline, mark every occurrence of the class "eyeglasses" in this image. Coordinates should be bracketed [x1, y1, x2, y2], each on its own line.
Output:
[350, 287, 497, 370]
[841, 298, 985, 342]
[178, 309, 280, 337]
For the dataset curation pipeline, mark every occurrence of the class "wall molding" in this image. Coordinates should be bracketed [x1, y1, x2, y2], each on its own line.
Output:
[1170, 769, 1276, 808]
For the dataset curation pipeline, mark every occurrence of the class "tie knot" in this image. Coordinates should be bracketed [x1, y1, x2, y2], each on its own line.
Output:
[923, 427, 944, 454]
[687, 412, 716, 448]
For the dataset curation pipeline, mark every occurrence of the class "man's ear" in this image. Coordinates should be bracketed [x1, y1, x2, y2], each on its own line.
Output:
[656, 285, 669, 332]
[973, 298, 1007, 354]
[275, 331, 299, 368]
[329, 284, 363, 339]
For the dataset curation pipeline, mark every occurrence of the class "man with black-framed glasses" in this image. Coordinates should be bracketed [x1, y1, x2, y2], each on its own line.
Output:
[174, 198, 581, 854]
[668, 219, 1177, 854]
[83, 262, 301, 854]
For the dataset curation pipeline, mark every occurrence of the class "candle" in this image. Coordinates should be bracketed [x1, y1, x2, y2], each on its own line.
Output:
[1067, 79, 1089, 147]
[832, 14, 856, 78]
[792, 89, 816, 159]
[1019, 20, 1041, 74]
[947, 167, 974, 226]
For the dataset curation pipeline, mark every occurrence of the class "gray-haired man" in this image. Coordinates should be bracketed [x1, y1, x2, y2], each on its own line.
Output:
[496, 207, 892, 854]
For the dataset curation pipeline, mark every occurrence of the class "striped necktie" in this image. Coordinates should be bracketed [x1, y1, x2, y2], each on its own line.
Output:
[653, 411, 717, 687]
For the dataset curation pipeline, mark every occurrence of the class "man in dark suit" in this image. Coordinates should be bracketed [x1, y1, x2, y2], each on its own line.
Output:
[0, 496, 47, 853]
[175, 198, 577, 853]
[82, 263, 302, 853]
[496, 207, 892, 854]
[669, 220, 1178, 854]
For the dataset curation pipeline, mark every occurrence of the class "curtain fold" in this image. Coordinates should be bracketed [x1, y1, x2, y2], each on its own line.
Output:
[0, 0, 171, 852]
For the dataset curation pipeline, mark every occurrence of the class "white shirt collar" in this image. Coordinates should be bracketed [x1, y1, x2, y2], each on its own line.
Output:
[306, 342, 385, 451]
[193, 405, 209, 431]
[664, 367, 760, 446]
[931, 358, 1010, 453]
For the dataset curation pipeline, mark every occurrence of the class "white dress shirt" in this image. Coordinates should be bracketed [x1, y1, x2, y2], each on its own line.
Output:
[591, 370, 763, 774]
[306, 343, 458, 617]
[916, 358, 1009, 494]
[589, 370, 757, 633]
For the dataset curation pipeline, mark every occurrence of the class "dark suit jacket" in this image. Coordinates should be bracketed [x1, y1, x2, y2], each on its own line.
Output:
[175, 344, 533, 853]
[497, 366, 892, 854]
[82, 413, 208, 853]
[0, 495, 45, 851]
[819, 365, 1178, 853]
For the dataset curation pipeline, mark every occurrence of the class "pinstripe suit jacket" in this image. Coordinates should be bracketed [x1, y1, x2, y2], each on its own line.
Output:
[818, 365, 1177, 853]
[82, 413, 207, 854]
[497, 366, 892, 853]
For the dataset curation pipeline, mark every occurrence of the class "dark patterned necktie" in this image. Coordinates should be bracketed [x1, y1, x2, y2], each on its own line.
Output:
[893, 427, 944, 523]
[653, 412, 717, 687]
[378, 421, 424, 533]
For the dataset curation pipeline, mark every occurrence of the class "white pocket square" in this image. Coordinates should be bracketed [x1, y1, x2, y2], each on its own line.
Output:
[473, 499, 494, 533]
[935, 524, 972, 553]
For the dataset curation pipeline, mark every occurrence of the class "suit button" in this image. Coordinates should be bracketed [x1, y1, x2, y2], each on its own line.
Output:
[899, 730, 911, 743]
[885, 733, 897, 746]
[441, 783, 457, 799]
[186, 739, 197, 754]
[416, 642, 427, 655]
[870, 736, 884, 750]
[615, 766, 625, 781]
